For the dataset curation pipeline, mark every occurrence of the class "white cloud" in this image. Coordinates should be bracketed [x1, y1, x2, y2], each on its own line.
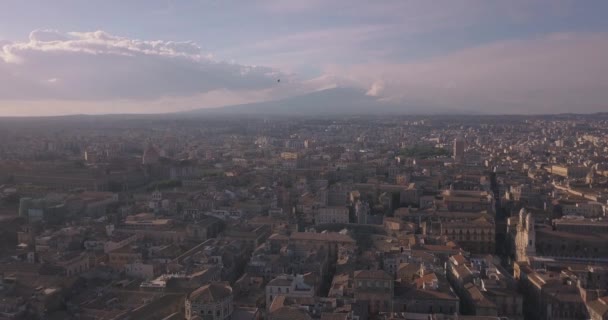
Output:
[366, 81, 384, 97]
[0, 29, 283, 102]
[1, 28, 607, 115]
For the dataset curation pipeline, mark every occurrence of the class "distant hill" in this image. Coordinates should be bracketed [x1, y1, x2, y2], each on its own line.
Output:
[181, 87, 429, 115]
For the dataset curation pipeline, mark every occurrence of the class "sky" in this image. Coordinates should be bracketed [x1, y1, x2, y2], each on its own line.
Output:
[1, 0, 608, 116]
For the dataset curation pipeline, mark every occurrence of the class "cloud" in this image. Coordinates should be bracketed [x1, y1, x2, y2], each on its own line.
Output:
[29, 29, 69, 42]
[0, 29, 283, 102]
[323, 32, 608, 113]
[366, 81, 384, 97]
[2, 27, 607, 115]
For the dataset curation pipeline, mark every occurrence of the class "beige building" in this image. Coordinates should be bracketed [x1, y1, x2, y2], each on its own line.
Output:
[440, 216, 495, 254]
[551, 165, 588, 179]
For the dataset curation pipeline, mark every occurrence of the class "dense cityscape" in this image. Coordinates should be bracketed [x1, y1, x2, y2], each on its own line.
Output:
[0, 114, 606, 320]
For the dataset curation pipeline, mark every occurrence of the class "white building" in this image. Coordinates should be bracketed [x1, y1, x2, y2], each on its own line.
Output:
[265, 274, 315, 308]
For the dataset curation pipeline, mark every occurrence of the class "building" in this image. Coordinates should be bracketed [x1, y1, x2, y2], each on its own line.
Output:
[447, 254, 523, 319]
[355, 201, 370, 224]
[453, 136, 465, 164]
[108, 245, 143, 270]
[442, 190, 493, 212]
[353, 270, 394, 314]
[265, 274, 315, 308]
[551, 165, 588, 179]
[287, 232, 356, 258]
[439, 216, 495, 254]
[224, 224, 271, 250]
[125, 262, 158, 279]
[185, 282, 233, 320]
[515, 264, 589, 320]
[328, 184, 349, 206]
[552, 216, 608, 234]
[315, 206, 349, 225]
[142, 143, 161, 165]
[55, 252, 90, 277]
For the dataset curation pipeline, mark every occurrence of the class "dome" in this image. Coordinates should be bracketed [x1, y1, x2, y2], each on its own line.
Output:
[142, 144, 160, 165]
[189, 282, 232, 303]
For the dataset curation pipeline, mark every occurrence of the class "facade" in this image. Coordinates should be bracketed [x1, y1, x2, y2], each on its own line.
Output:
[353, 270, 394, 314]
[440, 217, 495, 254]
[551, 165, 588, 179]
[453, 136, 465, 163]
[125, 262, 157, 279]
[185, 282, 233, 320]
[288, 232, 356, 258]
[265, 274, 315, 308]
[355, 201, 369, 224]
[553, 216, 608, 234]
[108, 245, 143, 270]
[56, 252, 90, 277]
[442, 190, 493, 212]
[315, 206, 349, 225]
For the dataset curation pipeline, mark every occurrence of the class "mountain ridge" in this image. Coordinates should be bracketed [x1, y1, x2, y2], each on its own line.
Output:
[181, 87, 430, 115]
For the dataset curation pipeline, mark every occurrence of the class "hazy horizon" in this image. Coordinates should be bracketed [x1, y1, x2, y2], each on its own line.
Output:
[2, 0, 608, 116]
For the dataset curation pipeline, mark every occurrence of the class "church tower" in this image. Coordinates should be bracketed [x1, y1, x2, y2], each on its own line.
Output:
[515, 208, 536, 262]
[586, 168, 596, 186]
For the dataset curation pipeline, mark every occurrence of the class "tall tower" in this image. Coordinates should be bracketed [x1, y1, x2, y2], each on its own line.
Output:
[355, 200, 369, 224]
[515, 208, 536, 262]
[453, 135, 465, 164]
